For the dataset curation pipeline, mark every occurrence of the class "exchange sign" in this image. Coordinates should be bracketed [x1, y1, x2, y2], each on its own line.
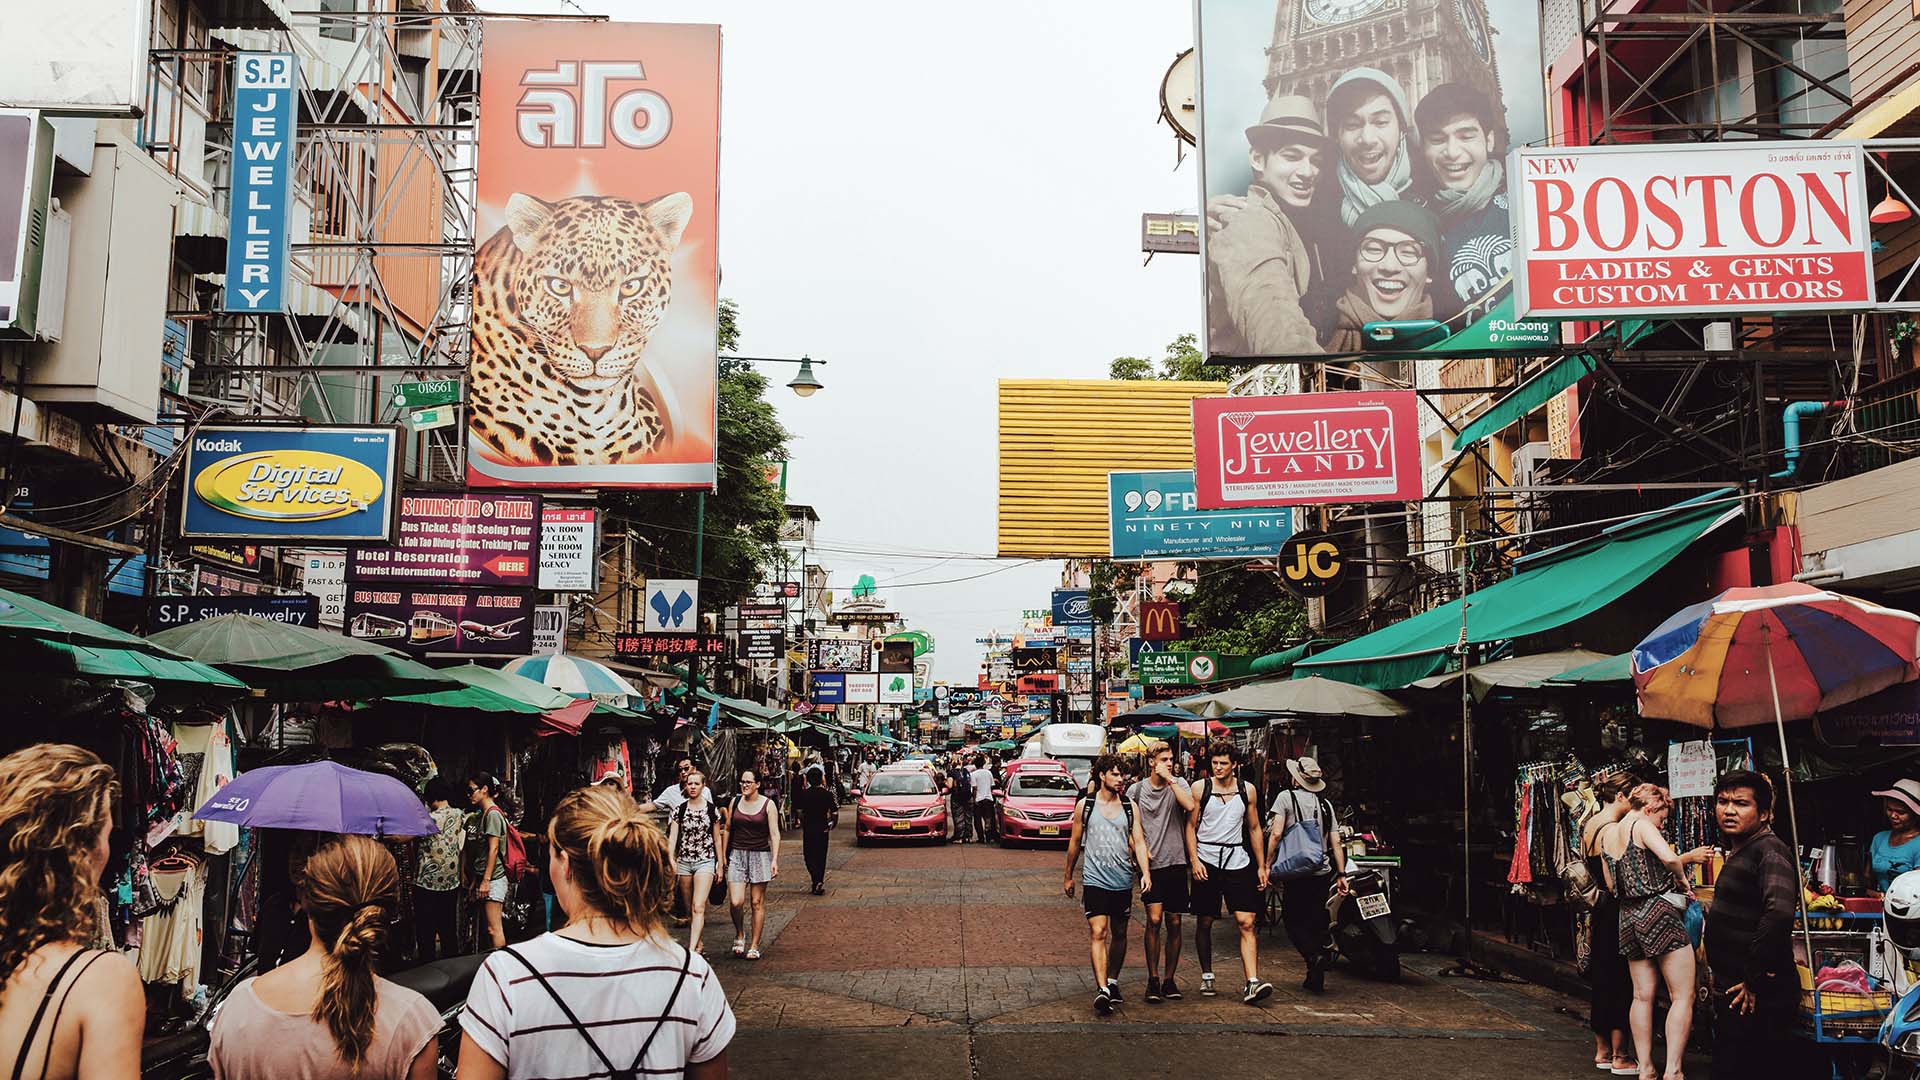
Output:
[1192, 391, 1421, 509]
[1512, 142, 1874, 318]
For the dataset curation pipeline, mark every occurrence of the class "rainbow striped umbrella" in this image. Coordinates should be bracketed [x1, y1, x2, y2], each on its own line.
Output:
[1632, 582, 1920, 729]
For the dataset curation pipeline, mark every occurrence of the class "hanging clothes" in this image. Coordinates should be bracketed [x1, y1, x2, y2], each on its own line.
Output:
[167, 719, 238, 855]
[1508, 781, 1535, 885]
[588, 736, 631, 792]
[138, 848, 207, 992]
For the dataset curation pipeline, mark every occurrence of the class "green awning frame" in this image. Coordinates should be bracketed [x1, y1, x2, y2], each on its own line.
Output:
[1248, 638, 1341, 676]
[1291, 494, 1741, 689]
[1451, 354, 1597, 449]
[1542, 652, 1633, 685]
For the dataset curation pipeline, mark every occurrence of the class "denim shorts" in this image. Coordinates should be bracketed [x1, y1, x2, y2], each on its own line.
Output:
[676, 858, 717, 877]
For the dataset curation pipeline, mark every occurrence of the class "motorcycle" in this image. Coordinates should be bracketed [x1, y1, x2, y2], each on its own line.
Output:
[1328, 865, 1401, 981]
[140, 953, 485, 1080]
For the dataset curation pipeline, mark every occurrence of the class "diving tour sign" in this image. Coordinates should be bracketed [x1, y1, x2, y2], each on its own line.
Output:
[180, 426, 400, 542]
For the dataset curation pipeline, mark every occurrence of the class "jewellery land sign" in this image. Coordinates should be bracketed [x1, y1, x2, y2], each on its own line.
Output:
[148, 594, 318, 630]
[1510, 142, 1875, 319]
[1195, 0, 1550, 360]
[536, 505, 598, 591]
[1108, 470, 1293, 560]
[468, 23, 722, 490]
[180, 426, 400, 543]
[222, 54, 296, 313]
[350, 493, 541, 588]
[344, 586, 534, 656]
[1192, 391, 1421, 509]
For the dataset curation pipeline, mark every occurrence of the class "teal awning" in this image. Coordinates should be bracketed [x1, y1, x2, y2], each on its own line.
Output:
[1249, 638, 1340, 676]
[1452, 354, 1597, 449]
[1542, 652, 1633, 685]
[1292, 495, 1741, 689]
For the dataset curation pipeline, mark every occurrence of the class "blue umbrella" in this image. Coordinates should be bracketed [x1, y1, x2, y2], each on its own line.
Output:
[193, 760, 437, 837]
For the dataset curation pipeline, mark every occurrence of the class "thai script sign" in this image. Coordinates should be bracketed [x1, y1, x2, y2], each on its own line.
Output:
[1512, 142, 1874, 318]
[1192, 391, 1421, 509]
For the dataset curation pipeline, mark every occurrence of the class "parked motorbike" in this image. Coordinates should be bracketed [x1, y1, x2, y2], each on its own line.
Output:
[1880, 871, 1920, 1077]
[140, 952, 485, 1080]
[1329, 866, 1400, 981]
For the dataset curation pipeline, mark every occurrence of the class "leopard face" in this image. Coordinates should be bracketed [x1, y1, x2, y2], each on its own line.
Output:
[499, 192, 689, 391]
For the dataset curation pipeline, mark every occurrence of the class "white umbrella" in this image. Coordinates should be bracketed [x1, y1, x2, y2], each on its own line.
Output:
[502, 653, 641, 705]
[1181, 675, 1408, 717]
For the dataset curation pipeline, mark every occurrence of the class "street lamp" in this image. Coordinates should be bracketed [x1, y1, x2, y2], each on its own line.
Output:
[786, 355, 824, 397]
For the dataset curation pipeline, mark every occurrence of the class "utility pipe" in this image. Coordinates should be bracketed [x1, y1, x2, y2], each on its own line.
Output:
[1770, 400, 1848, 481]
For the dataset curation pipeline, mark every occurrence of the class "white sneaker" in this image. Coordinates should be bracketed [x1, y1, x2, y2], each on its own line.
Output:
[1200, 972, 1217, 997]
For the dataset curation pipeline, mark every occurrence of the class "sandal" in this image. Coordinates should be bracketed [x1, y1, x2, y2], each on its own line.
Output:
[746, 948, 762, 961]
[731, 940, 746, 957]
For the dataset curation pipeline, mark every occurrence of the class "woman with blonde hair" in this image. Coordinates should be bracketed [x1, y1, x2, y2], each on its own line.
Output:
[0, 744, 143, 1080]
[210, 835, 440, 1079]
[458, 783, 733, 1080]
[667, 771, 725, 954]
[1598, 783, 1713, 1080]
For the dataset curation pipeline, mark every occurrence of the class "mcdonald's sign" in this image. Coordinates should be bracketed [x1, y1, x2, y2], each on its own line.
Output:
[1139, 601, 1182, 642]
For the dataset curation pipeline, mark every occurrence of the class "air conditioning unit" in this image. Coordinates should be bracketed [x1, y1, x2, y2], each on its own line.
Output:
[34, 200, 68, 342]
[1510, 441, 1554, 537]
[0, 109, 55, 339]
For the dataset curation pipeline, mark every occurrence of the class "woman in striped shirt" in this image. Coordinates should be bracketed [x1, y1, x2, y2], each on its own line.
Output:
[456, 784, 734, 1080]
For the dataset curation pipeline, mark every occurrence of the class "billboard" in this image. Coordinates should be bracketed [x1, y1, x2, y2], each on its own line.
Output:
[1108, 470, 1294, 560]
[468, 23, 722, 489]
[998, 379, 1228, 557]
[1196, 0, 1551, 360]
[879, 671, 914, 705]
[350, 493, 540, 587]
[180, 426, 400, 542]
[536, 505, 598, 591]
[344, 586, 534, 656]
[810, 672, 847, 705]
[1052, 589, 1093, 625]
[1011, 647, 1057, 674]
[1192, 391, 1421, 509]
[223, 54, 296, 313]
[300, 552, 347, 627]
[1139, 602, 1183, 642]
[0, 0, 151, 114]
[1511, 142, 1875, 319]
[844, 673, 881, 705]
[808, 639, 871, 673]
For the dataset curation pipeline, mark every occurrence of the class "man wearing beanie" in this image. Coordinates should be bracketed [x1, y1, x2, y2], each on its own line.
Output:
[1415, 82, 1512, 307]
[1329, 200, 1440, 354]
[1204, 94, 1334, 357]
[1326, 68, 1414, 229]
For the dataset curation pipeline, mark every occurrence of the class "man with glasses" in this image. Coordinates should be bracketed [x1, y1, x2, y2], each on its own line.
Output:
[639, 755, 696, 814]
[1328, 201, 1441, 354]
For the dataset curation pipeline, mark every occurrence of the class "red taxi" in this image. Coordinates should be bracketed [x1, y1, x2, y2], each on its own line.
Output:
[854, 767, 948, 844]
[996, 759, 1081, 845]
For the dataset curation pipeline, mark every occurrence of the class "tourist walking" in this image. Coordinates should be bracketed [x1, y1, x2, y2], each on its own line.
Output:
[639, 756, 695, 814]
[1184, 740, 1273, 1004]
[1583, 775, 1636, 1075]
[468, 772, 511, 950]
[1064, 755, 1155, 1016]
[0, 745, 143, 1080]
[969, 755, 998, 843]
[458, 784, 734, 1079]
[1705, 770, 1804, 1079]
[413, 778, 465, 963]
[1125, 739, 1196, 1004]
[725, 771, 780, 960]
[947, 756, 973, 842]
[211, 836, 440, 1079]
[1265, 757, 1346, 993]
[667, 771, 726, 955]
[797, 767, 837, 894]
[1597, 784, 1713, 1080]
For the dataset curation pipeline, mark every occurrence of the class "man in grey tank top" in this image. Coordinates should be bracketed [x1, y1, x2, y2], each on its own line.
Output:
[1126, 739, 1199, 1004]
[1064, 754, 1156, 1016]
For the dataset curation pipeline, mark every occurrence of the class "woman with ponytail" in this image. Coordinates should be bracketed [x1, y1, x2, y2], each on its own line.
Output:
[210, 836, 440, 1079]
[458, 784, 734, 1080]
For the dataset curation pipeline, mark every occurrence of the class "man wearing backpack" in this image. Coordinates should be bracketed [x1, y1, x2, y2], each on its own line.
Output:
[1127, 740, 1197, 1004]
[1184, 740, 1274, 1004]
[1064, 754, 1156, 1015]
[1266, 756, 1348, 992]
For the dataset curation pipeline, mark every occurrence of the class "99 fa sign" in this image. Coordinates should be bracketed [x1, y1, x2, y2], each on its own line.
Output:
[1276, 530, 1346, 598]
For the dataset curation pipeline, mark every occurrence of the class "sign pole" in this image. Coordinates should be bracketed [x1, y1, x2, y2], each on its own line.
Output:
[688, 490, 705, 716]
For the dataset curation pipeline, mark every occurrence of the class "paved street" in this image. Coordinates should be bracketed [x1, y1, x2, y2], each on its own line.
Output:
[702, 830, 1621, 1079]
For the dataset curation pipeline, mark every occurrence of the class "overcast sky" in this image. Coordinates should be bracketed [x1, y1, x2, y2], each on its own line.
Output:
[584, 0, 1203, 680]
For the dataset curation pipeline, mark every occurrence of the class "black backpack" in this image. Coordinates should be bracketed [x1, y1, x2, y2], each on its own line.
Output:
[1193, 779, 1256, 865]
[1078, 793, 1137, 835]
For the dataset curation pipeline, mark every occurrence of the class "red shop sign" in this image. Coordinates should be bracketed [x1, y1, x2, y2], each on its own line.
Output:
[1191, 391, 1421, 510]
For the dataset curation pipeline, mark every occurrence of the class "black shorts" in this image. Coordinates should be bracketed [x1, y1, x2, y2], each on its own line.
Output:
[1082, 885, 1134, 921]
[1190, 863, 1261, 915]
[1140, 865, 1190, 914]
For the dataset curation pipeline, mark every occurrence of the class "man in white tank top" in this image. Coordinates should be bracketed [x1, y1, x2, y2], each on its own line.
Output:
[1183, 740, 1273, 1004]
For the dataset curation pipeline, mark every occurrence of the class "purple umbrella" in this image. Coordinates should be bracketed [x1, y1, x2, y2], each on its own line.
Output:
[192, 760, 438, 837]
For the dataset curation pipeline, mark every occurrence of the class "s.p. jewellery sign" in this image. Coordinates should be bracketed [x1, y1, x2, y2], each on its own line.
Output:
[181, 426, 400, 542]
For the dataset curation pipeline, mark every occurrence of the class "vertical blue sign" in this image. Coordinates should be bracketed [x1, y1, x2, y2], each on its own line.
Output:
[223, 53, 295, 313]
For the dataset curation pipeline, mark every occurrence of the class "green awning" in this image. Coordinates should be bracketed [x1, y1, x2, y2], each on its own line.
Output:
[8, 639, 250, 699]
[1452, 354, 1597, 449]
[1292, 495, 1741, 689]
[1542, 652, 1633, 685]
[1249, 638, 1340, 676]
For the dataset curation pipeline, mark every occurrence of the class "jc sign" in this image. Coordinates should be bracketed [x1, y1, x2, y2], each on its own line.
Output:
[1277, 530, 1346, 598]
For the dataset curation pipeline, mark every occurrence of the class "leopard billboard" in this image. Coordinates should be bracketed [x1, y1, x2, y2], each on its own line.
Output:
[468, 23, 721, 489]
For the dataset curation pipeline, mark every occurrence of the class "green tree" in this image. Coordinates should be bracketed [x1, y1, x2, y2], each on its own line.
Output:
[1109, 333, 1210, 381]
[604, 298, 791, 613]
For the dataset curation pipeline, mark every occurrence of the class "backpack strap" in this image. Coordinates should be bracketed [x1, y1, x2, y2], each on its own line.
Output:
[499, 947, 620, 1078]
[623, 944, 694, 1079]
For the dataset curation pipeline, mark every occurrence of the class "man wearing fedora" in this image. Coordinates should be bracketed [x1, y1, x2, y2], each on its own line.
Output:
[1205, 94, 1334, 357]
[1267, 756, 1347, 993]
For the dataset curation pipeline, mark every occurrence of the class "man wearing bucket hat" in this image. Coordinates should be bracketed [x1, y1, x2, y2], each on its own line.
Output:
[1266, 757, 1347, 993]
[1328, 200, 1441, 354]
[1870, 777, 1920, 895]
[1205, 94, 1335, 356]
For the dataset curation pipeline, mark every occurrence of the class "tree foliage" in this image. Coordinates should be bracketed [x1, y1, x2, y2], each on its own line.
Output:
[1109, 332, 1310, 660]
[604, 298, 791, 613]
